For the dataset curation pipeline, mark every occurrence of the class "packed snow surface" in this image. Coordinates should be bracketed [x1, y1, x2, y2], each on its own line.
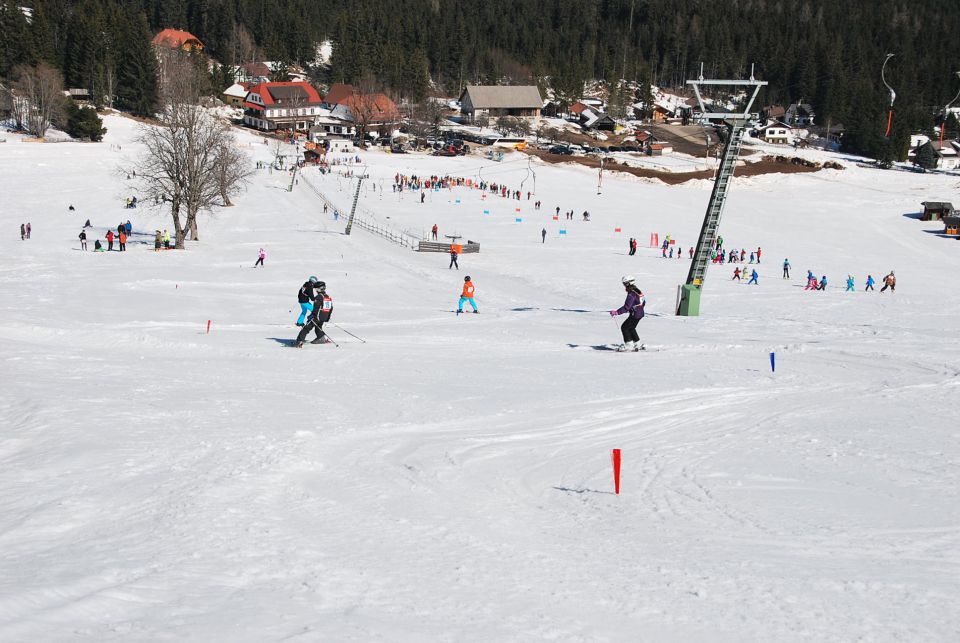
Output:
[1, 115, 959, 641]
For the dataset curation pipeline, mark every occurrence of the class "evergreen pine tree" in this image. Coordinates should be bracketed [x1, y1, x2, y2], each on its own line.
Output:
[65, 100, 107, 141]
[116, 11, 158, 117]
[914, 142, 938, 170]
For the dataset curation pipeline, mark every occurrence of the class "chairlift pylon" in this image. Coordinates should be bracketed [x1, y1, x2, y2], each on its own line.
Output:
[882, 54, 896, 137]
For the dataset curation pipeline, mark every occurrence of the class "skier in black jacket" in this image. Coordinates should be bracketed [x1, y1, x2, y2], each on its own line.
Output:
[295, 282, 333, 347]
[296, 276, 318, 326]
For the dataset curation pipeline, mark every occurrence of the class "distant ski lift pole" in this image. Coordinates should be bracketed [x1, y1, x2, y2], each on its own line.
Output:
[882, 54, 896, 137]
[940, 71, 960, 147]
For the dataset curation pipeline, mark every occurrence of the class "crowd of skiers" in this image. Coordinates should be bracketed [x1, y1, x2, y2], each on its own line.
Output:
[390, 172, 538, 203]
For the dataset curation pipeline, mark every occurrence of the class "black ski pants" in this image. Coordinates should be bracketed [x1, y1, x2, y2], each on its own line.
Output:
[296, 319, 325, 343]
[450, 255, 459, 269]
[621, 316, 640, 343]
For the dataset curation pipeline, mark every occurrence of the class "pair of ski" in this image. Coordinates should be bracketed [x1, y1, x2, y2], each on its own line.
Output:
[566, 343, 651, 352]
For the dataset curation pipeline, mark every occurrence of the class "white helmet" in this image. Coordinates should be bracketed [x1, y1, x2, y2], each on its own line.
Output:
[621, 275, 635, 285]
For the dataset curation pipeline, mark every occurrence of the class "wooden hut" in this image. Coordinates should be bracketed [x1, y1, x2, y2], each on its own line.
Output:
[921, 201, 954, 222]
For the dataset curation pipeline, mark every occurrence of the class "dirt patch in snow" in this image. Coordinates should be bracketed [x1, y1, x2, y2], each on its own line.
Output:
[525, 149, 834, 185]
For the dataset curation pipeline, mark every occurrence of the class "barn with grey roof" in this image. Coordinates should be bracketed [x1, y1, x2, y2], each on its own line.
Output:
[458, 85, 543, 121]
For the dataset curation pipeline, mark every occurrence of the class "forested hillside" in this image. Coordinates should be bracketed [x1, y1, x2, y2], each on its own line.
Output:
[2, 0, 958, 157]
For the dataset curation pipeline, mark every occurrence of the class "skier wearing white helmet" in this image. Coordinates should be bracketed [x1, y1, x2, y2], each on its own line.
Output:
[609, 276, 646, 351]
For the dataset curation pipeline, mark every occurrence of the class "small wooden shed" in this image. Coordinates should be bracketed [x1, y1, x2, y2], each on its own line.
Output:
[943, 214, 960, 236]
[921, 201, 953, 221]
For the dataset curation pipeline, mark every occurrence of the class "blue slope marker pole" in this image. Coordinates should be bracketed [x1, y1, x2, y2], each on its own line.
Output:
[770, 351, 776, 373]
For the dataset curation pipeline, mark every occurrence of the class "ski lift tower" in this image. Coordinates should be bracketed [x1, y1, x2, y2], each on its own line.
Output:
[344, 167, 370, 236]
[676, 64, 766, 316]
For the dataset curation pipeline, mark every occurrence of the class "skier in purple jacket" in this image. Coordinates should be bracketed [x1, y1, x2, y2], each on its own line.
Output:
[609, 275, 645, 351]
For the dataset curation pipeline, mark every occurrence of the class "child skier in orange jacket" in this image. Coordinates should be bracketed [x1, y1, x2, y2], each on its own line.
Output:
[458, 276, 478, 313]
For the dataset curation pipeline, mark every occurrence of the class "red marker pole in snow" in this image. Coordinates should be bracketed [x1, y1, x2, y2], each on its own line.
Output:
[612, 449, 622, 495]
[206, 320, 211, 334]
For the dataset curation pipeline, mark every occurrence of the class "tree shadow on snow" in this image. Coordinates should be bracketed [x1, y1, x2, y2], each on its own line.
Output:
[553, 486, 615, 496]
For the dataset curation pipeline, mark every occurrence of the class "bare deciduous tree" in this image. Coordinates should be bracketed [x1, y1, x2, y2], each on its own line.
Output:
[126, 56, 251, 248]
[406, 98, 445, 140]
[12, 63, 65, 138]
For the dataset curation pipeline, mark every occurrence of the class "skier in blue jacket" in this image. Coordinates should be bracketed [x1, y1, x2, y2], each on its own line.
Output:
[748, 269, 759, 285]
[865, 275, 875, 291]
[609, 276, 645, 352]
[296, 276, 319, 326]
[845, 275, 855, 291]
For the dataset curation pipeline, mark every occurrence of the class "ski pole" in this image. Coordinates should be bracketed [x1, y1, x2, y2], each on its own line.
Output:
[331, 322, 366, 343]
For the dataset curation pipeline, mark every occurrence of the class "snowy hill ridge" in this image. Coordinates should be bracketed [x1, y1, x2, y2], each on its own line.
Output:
[0, 114, 958, 641]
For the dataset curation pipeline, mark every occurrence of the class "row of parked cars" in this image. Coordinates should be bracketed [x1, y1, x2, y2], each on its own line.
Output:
[543, 142, 646, 155]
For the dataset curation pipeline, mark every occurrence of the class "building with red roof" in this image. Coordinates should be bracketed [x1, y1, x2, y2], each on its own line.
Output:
[242, 81, 327, 132]
[151, 29, 204, 52]
[323, 83, 401, 134]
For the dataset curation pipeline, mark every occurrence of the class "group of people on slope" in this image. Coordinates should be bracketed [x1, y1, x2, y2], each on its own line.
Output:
[802, 269, 896, 293]
[294, 276, 334, 348]
[731, 266, 760, 284]
[153, 229, 171, 251]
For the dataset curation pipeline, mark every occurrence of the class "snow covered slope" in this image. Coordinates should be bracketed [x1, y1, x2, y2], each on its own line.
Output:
[1, 114, 958, 641]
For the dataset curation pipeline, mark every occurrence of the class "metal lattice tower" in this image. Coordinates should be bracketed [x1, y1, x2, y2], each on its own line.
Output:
[677, 65, 767, 316]
[344, 169, 368, 236]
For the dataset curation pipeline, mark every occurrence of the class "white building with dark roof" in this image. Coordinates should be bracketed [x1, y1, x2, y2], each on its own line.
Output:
[458, 85, 543, 121]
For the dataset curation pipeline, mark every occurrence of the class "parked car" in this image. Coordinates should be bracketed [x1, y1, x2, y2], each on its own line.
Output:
[549, 145, 573, 155]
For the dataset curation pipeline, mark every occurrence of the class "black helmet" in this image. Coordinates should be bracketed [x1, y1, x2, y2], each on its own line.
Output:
[464, 275, 471, 281]
[316, 281, 326, 290]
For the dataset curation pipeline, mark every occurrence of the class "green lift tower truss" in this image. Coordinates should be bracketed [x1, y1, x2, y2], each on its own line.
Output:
[677, 66, 767, 316]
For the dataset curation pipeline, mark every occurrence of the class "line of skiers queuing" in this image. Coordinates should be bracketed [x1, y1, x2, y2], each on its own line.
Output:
[792, 269, 896, 293]
[391, 172, 542, 203]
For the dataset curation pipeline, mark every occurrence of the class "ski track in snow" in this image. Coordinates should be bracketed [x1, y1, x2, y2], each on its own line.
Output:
[0, 114, 959, 641]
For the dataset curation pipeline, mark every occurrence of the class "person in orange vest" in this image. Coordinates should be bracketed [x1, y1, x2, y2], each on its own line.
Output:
[457, 276, 478, 313]
[118, 230, 127, 251]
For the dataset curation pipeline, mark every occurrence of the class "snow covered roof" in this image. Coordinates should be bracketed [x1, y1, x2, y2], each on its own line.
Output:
[760, 120, 793, 131]
[223, 83, 250, 100]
